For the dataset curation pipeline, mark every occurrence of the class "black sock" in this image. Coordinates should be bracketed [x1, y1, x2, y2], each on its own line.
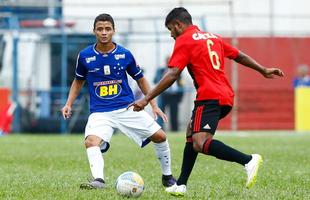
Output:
[208, 139, 252, 165]
[177, 142, 198, 185]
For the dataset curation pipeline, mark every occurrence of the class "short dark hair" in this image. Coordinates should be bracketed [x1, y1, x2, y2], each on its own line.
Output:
[93, 13, 115, 29]
[165, 7, 193, 27]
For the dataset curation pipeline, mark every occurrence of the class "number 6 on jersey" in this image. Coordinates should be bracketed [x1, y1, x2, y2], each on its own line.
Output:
[207, 39, 220, 70]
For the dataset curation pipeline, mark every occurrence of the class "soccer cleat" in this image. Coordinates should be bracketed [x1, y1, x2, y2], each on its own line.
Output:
[162, 175, 176, 187]
[165, 183, 187, 196]
[245, 154, 263, 189]
[80, 178, 105, 190]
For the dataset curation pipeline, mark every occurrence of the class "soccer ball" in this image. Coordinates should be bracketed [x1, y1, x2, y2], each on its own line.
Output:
[115, 171, 144, 198]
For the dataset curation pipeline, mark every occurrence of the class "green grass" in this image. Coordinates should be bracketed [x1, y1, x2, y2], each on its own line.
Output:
[0, 131, 309, 200]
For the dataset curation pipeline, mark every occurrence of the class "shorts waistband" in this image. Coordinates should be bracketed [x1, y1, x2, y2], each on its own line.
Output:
[194, 99, 219, 106]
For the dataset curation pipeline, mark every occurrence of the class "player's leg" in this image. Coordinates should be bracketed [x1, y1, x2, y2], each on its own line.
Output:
[80, 113, 114, 189]
[149, 129, 176, 187]
[116, 108, 175, 187]
[80, 135, 105, 189]
[190, 102, 252, 163]
[165, 123, 197, 196]
[176, 123, 198, 186]
[196, 131, 262, 189]
[219, 106, 263, 189]
[192, 103, 262, 188]
[192, 131, 252, 165]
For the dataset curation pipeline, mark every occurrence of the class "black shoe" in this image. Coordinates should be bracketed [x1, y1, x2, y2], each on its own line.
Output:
[80, 178, 105, 189]
[162, 175, 176, 187]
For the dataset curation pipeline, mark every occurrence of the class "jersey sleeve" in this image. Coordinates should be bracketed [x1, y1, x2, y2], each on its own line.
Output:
[75, 53, 87, 80]
[222, 40, 239, 59]
[126, 52, 144, 80]
[168, 39, 190, 71]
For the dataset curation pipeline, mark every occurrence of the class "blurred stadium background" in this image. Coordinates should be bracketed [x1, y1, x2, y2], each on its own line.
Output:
[1, 0, 310, 134]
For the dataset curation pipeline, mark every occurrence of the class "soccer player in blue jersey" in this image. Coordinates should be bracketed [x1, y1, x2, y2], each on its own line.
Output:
[61, 13, 176, 189]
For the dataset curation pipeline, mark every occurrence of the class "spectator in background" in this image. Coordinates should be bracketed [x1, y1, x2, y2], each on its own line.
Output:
[293, 64, 310, 88]
[154, 56, 184, 131]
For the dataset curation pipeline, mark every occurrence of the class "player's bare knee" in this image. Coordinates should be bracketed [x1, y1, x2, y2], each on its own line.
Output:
[150, 129, 166, 143]
[192, 141, 202, 152]
[153, 134, 166, 143]
[84, 138, 95, 148]
[84, 135, 101, 148]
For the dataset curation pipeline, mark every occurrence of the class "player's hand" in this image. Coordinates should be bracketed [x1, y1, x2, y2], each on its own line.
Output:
[262, 68, 284, 78]
[61, 105, 72, 119]
[131, 98, 149, 112]
[151, 105, 168, 123]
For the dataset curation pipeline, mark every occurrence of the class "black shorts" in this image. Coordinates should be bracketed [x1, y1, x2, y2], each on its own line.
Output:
[190, 100, 232, 135]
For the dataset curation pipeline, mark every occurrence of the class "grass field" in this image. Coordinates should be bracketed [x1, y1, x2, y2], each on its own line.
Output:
[0, 131, 309, 200]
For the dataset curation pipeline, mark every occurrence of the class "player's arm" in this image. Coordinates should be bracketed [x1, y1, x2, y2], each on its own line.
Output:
[145, 67, 181, 102]
[61, 79, 85, 119]
[132, 67, 181, 111]
[234, 51, 284, 78]
[136, 77, 158, 107]
[136, 77, 168, 122]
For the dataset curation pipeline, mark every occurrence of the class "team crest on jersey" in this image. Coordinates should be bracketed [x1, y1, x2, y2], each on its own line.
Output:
[114, 54, 125, 60]
[85, 56, 96, 63]
[94, 80, 122, 99]
[104, 65, 111, 75]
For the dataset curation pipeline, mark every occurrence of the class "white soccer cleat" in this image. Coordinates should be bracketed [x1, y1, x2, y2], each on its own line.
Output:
[245, 154, 263, 189]
[165, 183, 187, 196]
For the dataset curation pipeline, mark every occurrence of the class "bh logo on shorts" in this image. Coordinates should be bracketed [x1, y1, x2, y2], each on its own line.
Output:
[94, 80, 122, 99]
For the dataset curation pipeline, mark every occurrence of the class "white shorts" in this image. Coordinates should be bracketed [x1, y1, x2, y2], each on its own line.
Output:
[85, 107, 161, 152]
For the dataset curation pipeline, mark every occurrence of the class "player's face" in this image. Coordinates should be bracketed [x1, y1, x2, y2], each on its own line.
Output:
[166, 22, 183, 40]
[93, 21, 115, 45]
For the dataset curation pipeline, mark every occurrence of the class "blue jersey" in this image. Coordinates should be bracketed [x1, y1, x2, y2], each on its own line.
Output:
[75, 43, 144, 113]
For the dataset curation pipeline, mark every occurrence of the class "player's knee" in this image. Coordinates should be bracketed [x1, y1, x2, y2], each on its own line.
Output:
[84, 138, 95, 148]
[84, 136, 101, 148]
[192, 141, 202, 152]
[153, 135, 166, 143]
[150, 129, 166, 143]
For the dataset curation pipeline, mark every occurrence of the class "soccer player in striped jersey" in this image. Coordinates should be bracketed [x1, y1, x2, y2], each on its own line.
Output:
[61, 13, 176, 189]
[132, 7, 284, 196]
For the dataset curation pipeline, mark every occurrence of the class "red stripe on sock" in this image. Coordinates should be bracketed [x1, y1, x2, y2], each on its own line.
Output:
[186, 137, 193, 143]
[203, 138, 213, 155]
